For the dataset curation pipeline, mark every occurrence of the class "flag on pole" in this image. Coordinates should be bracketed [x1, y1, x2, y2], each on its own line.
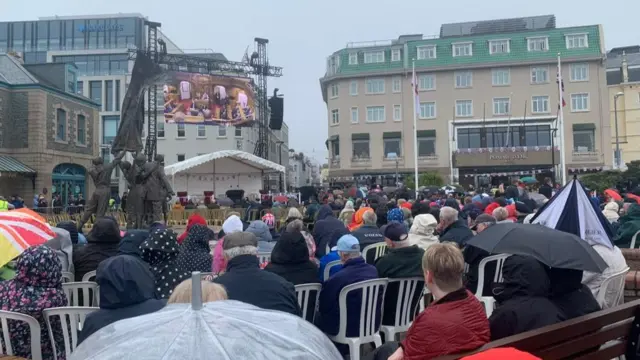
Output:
[411, 67, 420, 116]
[556, 70, 566, 109]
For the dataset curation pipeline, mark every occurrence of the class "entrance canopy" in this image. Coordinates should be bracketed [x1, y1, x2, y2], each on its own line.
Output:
[164, 150, 285, 177]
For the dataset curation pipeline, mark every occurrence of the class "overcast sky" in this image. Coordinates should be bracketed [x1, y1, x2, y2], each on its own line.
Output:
[5, 0, 639, 163]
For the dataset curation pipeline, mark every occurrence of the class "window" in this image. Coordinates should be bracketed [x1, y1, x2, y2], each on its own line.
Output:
[455, 100, 473, 117]
[531, 67, 549, 84]
[348, 52, 358, 65]
[493, 98, 510, 115]
[566, 34, 588, 49]
[391, 49, 401, 62]
[197, 124, 206, 137]
[419, 102, 436, 119]
[177, 154, 186, 162]
[570, 63, 589, 82]
[365, 78, 385, 94]
[525, 125, 551, 146]
[455, 71, 473, 88]
[67, 70, 76, 93]
[492, 69, 510, 86]
[331, 141, 340, 157]
[76, 114, 86, 145]
[235, 127, 242, 137]
[418, 136, 436, 156]
[350, 107, 359, 124]
[366, 106, 385, 123]
[384, 138, 402, 157]
[571, 93, 590, 112]
[392, 77, 401, 93]
[89, 81, 102, 107]
[489, 39, 510, 54]
[393, 105, 402, 122]
[531, 96, 550, 113]
[457, 128, 481, 149]
[452, 42, 472, 57]
[56, 109, 66, 141]
[157, 121, 165, 138]
[331, 109, 339, 125]
[350, 81, 358, 95]
[364, 51, 384, 64]
[330, 84, 338, 98]
[417, 45, 436, 60]
[218, 125, 227, 137]
[527, 37, 549, 52]
[115, 80, 121, 111]
[352, 140, 370, 158]
[76, 81, 84, 95]
[418, 74, 435, 91]
[177, 123, 185, 138]
[102, 115, 119, 144]
[573, 128, 595, 152]
[105, 80, 113, 111]
[486, 126, 521, 147]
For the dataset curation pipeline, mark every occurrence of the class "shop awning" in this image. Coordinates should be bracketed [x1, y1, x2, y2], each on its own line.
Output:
[352, 133, 370, 140]
[383, 132, 402, 139]
[417, 130, 436, 137]
[0, 155, 36, 175]
[572, 123, 596, 131]
[325, 135, 339, 149]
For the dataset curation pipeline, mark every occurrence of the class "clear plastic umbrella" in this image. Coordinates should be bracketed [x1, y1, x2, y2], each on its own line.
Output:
[70, 273, 342, 360]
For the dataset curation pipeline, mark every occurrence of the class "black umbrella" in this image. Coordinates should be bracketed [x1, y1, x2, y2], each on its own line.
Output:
[466, 223, 607, 273]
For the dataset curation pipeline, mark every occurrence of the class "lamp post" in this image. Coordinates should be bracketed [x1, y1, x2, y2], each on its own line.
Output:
[388, 152, 399, 186]
[276, 141, 285, 192]
[614, 92, 624, 169]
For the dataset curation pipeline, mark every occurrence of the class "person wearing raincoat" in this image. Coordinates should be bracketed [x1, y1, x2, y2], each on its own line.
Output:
[613, 203, 640, 248]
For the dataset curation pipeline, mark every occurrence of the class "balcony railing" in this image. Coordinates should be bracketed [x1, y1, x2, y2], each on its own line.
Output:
[351, 156, 372, 167]
[571, 151, 601, 163]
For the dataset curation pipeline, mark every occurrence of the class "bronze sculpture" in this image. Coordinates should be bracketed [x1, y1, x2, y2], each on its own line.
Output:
[120, 153, 148, 229]
[142, 154, 174, 225]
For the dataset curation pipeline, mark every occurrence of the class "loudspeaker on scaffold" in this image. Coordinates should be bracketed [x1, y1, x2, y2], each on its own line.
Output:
[268, 89, 283, 130]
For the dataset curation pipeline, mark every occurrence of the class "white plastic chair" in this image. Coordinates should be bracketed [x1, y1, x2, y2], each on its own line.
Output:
[62, 282, 100, 307]
[630, 230, 640, 249]
[44, 307, 97, 360]
[257, 252, 271, 264]
[328, 278, 389, 360]
[596, 266, 630, 309]
[61, 271, 74, 283]
[0, 310, 42, 360]
[475, 254, 511, 317]
[81, 270, 97, 282]
[323, 260, 342, 282]
[362, 242, 387, 264]
[294, 283, 322, 323]
[380, 277, 425, 342]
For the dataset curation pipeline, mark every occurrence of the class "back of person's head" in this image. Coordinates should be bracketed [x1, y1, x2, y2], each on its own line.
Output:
[422, 242, 464, 293]
[222, 232, 258, 260]
[492, 207, 509, 221]
[88, 217, 121, 244]
[362, 209, 377, 225]
[56, 221, 79, 244]
[222, 215, 244, 235]
[246, 220, 272, 242]
[494, 197, 508, 207]
[410, 214, 438, 236]
[329, 226, 350, 249]
[429, 206, 441, 223]
[271, 230, 309, 264]
[439, 206, 458, 225]
[96, 254, 156, 309]
[464, 196, 472, 205]
[401, 207, 412, 220]
[287, 207, 303, 219]
[168, 279, 228, 304]
[285, 219, 306, 233]
[15, 245, 63, 288]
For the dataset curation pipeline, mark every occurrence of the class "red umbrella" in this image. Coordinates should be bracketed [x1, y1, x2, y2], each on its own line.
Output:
[627, 193, 640, 204]
[604, 188, 622, 201]
[273, 195, 288, 203]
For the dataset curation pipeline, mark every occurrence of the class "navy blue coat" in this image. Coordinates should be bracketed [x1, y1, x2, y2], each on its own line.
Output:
[313, 205, 346, 258]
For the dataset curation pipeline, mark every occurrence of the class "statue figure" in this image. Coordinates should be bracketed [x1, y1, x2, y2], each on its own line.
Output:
[154, 154, 171, 225]
[142, 154, 174, 225]
[77, 151, 126, 231]
[120, 154, 147, 229]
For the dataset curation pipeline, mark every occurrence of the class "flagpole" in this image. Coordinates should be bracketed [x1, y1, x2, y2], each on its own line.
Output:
[412, 59, 420, 199]
[557, 53, 567, 184]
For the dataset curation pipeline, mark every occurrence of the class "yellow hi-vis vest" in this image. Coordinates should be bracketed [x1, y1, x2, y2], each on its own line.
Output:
[0, 200, 9, 211]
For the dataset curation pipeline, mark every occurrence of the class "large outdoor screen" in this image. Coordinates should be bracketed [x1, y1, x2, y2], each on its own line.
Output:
[162, 72, 256, 126]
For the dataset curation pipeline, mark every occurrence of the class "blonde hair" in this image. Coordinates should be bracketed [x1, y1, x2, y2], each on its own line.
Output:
[421, 242, 464, 292]
[287, 207, 303, 219]
[492, 207, 509, 222]
[167, 279, 228, 304]
[398, 199, 406, 206]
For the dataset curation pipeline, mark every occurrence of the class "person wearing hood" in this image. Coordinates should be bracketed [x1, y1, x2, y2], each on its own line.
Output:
[408, 213, 439, 250]
[264, 230, 319, 285]
[140, 229, 189, 299]
[178, 213, 207, 244]
[318, 227, 349, 281]
[78, 255, 165, 345]
[246, 220, 275, 254]
[438, 206, 474, 248]
[339, 200, 355, 226]
[117, 230, 149, 258]
[48, 227, 74, 273]
[213, 214, 245, 273]
[386, 207, 406, 227]
[602, 201, 620, 223]
[74, 217, 121, 281]
[351, 209, 385, 251]
[57, 221, 86, 245]
[613, 203, 640, 248]
[489, 256, 566, 340]
[582, 243, 628, 309]
[546, 267, 600, 320]
[176, 224, 213, 274]
[312, 205, 346, 258]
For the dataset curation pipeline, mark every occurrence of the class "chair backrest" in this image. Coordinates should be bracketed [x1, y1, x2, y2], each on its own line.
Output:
[597, 266, 630, 309]
[362, 242, 388, 264]
[475, 254, 511, 298]
[61, 272, 74, 283]
[257, 252, 271, 264]
[294, 283, 322, 323]
[62, 282, 99, 307]
[323, 260, 342, 282]
[382, 277, 425, 331]
[0, 310, 42, 360]
[44, 307, 97, 360]
[334, 278, 388, 342]
[631, 230, 640, 249]
[81, 270, 97, 282]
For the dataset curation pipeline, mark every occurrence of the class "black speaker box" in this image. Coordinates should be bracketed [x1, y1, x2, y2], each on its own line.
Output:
[268, 96, 283, 130]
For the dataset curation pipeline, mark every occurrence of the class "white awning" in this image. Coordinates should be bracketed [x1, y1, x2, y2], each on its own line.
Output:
[164, 150, 285, 177]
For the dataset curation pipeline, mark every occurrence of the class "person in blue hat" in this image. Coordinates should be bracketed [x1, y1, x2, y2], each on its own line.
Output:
[316, 234, 379, 340]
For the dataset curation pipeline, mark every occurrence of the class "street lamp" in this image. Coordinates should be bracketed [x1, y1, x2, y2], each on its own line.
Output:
[614, 92, 624, 169]
[388, 152, 399, 186]
[276, 141, 285, 192]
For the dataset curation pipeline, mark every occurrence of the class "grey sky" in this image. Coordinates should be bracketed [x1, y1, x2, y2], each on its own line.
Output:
[5, 0, 639, 163]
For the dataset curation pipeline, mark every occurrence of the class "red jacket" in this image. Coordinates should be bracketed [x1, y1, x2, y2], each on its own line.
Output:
[484, 202, 500, 215]
[401, 289, 490, 359]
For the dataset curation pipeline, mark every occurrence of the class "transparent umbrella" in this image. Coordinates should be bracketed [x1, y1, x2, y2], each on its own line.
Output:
[70, 273, 342, 360]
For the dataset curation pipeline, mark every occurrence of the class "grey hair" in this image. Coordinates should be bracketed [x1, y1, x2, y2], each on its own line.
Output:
[362, 210, 377, 225]
[338, 251, 361, 260]
[286, 219, 305, 232]
[492, 207, 509, 221]
[439, 206, 459, 224]
[223, 245, 258, 260]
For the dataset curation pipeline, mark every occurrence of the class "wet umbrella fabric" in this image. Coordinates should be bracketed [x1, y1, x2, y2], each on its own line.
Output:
[465, 222, 607, 273]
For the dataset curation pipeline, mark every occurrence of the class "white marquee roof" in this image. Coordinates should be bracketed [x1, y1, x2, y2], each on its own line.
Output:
[164, 150, 285, 176]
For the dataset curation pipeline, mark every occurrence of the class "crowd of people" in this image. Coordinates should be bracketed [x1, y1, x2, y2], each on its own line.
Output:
[0, 178, 632, 359]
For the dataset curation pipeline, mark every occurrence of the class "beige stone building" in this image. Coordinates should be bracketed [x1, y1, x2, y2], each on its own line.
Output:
[320, 15, 612, 188]
[0, 53, 100, 205]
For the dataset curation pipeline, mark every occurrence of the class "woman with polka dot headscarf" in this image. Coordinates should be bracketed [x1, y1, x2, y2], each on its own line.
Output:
[140, 229, 189, 299]
[176, 224, 214, 274]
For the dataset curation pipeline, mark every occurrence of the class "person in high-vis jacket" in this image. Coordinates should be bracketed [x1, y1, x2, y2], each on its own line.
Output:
[0, 196, 14, 211]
